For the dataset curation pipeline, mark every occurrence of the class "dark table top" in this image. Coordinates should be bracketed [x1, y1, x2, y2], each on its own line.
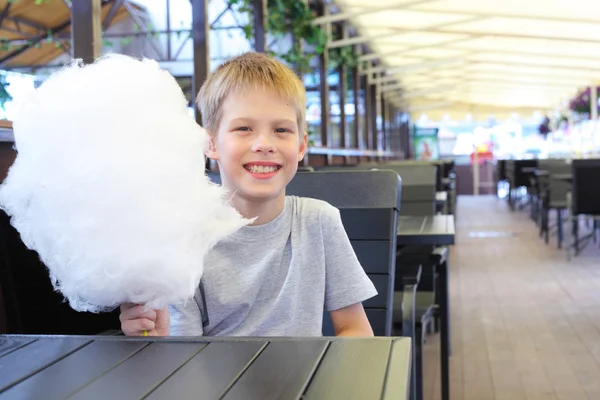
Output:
[553, 173, 573, 182]
[521, 167, 538, 173]
[397, 215, 455, 245]
[0, 335, 411, 400]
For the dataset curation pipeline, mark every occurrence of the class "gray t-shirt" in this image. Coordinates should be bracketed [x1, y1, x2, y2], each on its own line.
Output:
[169, 195, 378, 336]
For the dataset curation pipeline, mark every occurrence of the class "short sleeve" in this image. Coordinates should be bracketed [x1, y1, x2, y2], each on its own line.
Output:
[321, 206, 378, 311]
[168, 288, 205, 336]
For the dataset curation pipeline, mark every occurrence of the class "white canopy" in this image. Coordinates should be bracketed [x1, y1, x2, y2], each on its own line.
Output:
[324, 0, 600, 120]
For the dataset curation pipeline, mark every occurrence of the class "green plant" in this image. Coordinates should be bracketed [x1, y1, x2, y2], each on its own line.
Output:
[0, 73, 12, 111]
[327, 30, 359, 70]
[227, 0, 358, 73]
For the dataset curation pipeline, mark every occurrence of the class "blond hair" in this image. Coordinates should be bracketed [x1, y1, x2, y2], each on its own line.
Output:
[196, 52, 306, 133]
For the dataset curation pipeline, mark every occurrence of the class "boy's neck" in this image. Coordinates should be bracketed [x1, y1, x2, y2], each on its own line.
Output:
[229, 193, 286, 226]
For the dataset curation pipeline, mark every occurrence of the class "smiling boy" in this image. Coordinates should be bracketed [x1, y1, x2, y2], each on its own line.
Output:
[120, 52, 377, 337]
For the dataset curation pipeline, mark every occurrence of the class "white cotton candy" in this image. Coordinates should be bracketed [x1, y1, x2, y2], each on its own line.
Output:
[0, 53, 252, 313]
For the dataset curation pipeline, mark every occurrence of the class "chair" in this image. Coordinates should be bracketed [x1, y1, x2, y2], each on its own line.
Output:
[287, 169, 431, 400]
[286, 170, 402, 337]
[0, 210, 121, 334]
[566, 159, 600, 259]
[537, 159, 570, 247]
[507, 159, 538, 210]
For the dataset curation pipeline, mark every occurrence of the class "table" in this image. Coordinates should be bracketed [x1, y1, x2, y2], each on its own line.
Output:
[0, 335, 411, 400]
[397, 215, 455, 400]
[521, 166, 537, 174]
[553, 173, 573, 183]
[397, 215, 455, 246]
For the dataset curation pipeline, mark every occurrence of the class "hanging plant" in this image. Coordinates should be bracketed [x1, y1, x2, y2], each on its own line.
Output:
[327, 30, 359, 70]
[569, 86, 600, 116]
[228, 0, 343, 73]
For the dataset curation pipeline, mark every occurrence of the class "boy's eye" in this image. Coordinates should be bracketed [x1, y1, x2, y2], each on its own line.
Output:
[235, 127, 251, 132]
[275, 128, 292, 134]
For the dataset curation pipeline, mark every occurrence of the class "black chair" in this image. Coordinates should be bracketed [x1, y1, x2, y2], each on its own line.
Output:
[507, 159, 538, 210]
[537, 159, 570, 247]
[567, 159, 600, 259]
[0, 211, 121, 335]
[287, 170, 424, 399]
[287, 170, 402, 337]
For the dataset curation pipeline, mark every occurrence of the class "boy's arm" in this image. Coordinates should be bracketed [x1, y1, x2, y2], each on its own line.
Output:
[330, 303, 374, 337]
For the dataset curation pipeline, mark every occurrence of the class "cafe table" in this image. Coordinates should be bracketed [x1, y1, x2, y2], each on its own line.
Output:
[0, 334, 411, 400]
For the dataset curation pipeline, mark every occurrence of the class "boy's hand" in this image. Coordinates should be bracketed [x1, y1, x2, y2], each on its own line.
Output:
[119, 304, 170, 336]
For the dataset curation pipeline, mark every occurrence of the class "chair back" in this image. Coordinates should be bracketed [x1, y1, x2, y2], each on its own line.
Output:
[287, 170, 401, 336]
[572, 159, 600, 215]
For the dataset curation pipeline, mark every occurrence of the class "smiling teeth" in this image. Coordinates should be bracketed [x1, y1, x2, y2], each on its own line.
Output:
[247, 165, 278, 173]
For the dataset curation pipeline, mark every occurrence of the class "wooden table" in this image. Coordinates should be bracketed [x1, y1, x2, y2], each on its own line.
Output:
[0, 335, 411, 400]
[397, 215, 455, 400]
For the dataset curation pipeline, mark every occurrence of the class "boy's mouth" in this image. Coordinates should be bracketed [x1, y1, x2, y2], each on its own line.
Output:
[243, 162, 283, 174]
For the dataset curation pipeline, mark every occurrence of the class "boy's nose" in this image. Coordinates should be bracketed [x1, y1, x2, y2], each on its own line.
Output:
[251, 133, 276, 153]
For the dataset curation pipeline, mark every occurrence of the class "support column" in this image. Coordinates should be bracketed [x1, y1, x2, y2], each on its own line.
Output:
[191, 0, 210, 171]
[318, 2, 330, 164]
[361, 68, 375, 150]
[591, 84, 598, 146]
[191, 0, 209, 126]
[252, 0, 267, 52]
[380, 93, 387, 152]
[352, 65, 360, 149]
[70, 0, 102, 63]
[369, 71, 377, 156]
[337, 23, 348, 163]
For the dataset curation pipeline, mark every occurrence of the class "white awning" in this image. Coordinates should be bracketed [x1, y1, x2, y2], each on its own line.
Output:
[327, 0, 600, 119]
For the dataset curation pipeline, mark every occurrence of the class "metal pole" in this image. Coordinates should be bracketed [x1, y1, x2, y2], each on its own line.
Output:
[71, 0, 102, 63]
[252, 0, 267, 52]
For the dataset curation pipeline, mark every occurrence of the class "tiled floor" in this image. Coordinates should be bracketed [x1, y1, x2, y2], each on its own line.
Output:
[423, 195, 600, 400]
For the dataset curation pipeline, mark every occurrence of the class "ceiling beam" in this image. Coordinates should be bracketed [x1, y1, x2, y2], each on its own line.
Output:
[313, 0, 435, 24]
[331, 16, 485, 49]
[408, 101, 454, 112]
[393, 56, 600, 74]
[403, 6, 600, 26]
[361, 57, 464, 75]
[344, 4, 600, 25]
[448, 47, 600, 63]
[385, 27, 600, 45]
[415, 76, 585, 90]
[359, 36, 479, 62]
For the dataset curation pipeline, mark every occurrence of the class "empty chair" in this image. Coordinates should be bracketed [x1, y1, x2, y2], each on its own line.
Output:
[537, 159, 570, 247]
[567, 159, 600, 259]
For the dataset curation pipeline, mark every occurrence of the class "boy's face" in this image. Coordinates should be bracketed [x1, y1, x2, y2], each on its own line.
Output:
[206, 88, 308, 203]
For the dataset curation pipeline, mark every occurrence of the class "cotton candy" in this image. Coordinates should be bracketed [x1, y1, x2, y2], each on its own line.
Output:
[0, 53, 252, 313]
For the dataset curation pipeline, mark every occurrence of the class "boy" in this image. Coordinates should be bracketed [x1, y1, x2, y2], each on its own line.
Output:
[120, 52, 377, 337]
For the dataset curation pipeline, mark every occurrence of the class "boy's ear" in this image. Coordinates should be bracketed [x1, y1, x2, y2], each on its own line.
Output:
[298, 130, 308, 161]
[205, 134, 219, 161]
